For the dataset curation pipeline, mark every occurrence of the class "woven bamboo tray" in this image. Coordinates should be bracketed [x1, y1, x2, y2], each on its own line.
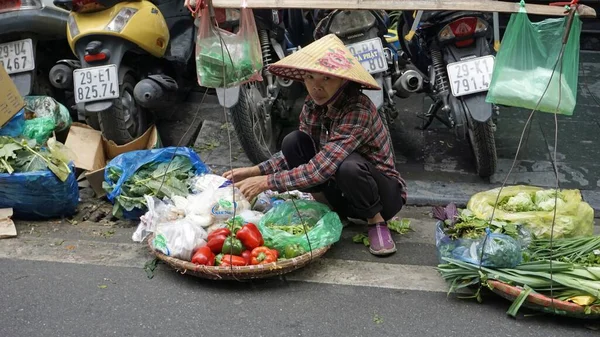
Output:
[487, 280, 600, 319]
[147, 235, 330, 280]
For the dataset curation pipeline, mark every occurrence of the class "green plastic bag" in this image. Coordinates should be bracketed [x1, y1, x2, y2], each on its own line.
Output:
[22, 117, 56, 144]
[24, 96, 72, 132]
[485, 1, 582, 115]
[466, 185, 594, 239]
[257, 200, 343, 254]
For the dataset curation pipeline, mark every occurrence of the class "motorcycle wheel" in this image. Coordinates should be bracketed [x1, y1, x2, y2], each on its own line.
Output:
[230, 81, 279, 164]
[97, 73, 148, 145]
[468, 120, 497, 178]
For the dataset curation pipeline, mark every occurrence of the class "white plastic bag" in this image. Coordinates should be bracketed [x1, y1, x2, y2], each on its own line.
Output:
[133, 196, 186, 242]
[152, 218, 208, 261]
[209, 186, 251, 220]
[191, 174, 231, 193]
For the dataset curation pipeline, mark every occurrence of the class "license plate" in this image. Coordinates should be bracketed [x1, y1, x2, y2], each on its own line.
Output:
[73, 65, 119, 103]
[346, 37, 388, 75]
[447, 55, 495, 97]
[0, 39, 35, 75]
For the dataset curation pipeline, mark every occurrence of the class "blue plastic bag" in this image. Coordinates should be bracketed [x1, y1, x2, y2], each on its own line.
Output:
[0, 109, 25, 137]
[435, 222, 523, 268]
[0, 163, 79, 220]
[104, 147, 210, 219]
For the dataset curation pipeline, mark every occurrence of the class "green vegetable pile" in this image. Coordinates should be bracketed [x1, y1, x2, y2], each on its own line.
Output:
[434, 204, 524, 241]
[103, 155, 195, 217]
[497, 189, 565, 212]
[0, 136, 71, 182]
[265, 223, 313, 236]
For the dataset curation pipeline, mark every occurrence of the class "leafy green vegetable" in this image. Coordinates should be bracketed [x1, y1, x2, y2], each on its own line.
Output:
[388, 218, 412, 234]
[103, 155, 196, 217]
[0, 136, 71, 181]
[352, 233, 370, 246]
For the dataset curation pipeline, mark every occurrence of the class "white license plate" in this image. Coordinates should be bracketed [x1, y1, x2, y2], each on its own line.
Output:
[447, 55, 495, 97]
[73, 65, 119, 103]
[0, 39, 35, 75]
[346, 37, 388, 75]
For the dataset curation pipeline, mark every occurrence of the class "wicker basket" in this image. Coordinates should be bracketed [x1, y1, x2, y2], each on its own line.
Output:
[147, 235, 330, 280]
[487, 280, 600, 319]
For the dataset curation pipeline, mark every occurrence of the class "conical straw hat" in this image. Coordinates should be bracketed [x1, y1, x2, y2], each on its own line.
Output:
[268, 34, 381, 90]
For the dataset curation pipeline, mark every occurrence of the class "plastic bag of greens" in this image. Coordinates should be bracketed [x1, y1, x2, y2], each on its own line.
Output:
[467, 185, 594, 239]
[195, 2, 263, 88]
[451, 229, 522, 268]
[485, 0, 582, 115]
[22, 117, 56, 144]
[258, 200, 343, 254]
[24, 96, 72, 132]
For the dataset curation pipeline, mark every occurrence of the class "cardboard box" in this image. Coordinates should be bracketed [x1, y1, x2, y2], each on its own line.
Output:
[65, 123, 161, 197]
[0, 66, 25, 128]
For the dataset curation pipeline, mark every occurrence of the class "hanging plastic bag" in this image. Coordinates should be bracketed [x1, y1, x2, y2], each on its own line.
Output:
[486, 1, 582, 115]
[257, 200, 343, 254]
[194, 1, 263, 88]
[0, 109, 25, 137]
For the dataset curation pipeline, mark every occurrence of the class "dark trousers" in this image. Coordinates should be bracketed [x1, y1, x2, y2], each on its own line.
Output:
[282, 130, 404, 221]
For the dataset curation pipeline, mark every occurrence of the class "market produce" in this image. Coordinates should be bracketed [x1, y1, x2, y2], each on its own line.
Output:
[250, 246, 279, 265]
[284, 244, 306, 259]
[218, 254, 247, 267]
[0, 136, 71, 182]
[528, 236, 600, 266]
[433, 203, 529, 241]
[258, 200, 343, 253]
[437, 258, 600, 316]
[104, 155, 197, 217]
[236, 223, 264, 250]
[206, 228, 230, 254]
[467, 186, 594, 239]
[222, 236, 244, 256]
[191, 246, 215, 266]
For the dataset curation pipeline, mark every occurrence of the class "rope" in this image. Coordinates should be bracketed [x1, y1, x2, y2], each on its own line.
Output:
[205, 0, 314, 278]
[476, 2, 577, 314]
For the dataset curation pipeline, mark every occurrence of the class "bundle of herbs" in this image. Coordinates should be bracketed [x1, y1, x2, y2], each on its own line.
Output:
[528, 236, 600, 266]
[103, 155, 196, 217]
[0, 136, 72, 182]
[437, 257, 600, 316]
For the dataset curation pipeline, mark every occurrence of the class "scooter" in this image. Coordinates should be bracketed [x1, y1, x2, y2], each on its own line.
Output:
[50, 0, 197, 144]
[0, 0, 72, 98]
[214, 8, 313, 164]
[396, 10, 499, 177]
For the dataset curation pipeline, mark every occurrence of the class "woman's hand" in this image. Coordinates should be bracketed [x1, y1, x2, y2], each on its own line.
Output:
[234, 176, 269, 201]
[222, 166, 261, 183]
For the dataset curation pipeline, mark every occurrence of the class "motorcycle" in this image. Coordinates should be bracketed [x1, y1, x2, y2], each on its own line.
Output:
[215, 8, 314, 164]
[50, 0, 197, 144]
[397, 10, 499, 177]
[0, 0, 72, 98]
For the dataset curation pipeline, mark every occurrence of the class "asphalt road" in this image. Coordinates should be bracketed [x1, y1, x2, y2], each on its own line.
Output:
[1, 206, 599, 337]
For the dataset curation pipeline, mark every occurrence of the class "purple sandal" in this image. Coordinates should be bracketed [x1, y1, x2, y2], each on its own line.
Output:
[368, 222, 397, 256]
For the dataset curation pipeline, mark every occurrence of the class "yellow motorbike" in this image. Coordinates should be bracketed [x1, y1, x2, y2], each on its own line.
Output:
[51, 0, 197, 144]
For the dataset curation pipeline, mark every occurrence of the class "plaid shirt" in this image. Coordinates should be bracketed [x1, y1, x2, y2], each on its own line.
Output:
[258, 88, 407, 202]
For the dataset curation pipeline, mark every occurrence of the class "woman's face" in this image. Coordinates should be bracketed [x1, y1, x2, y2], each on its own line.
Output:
[303, 72, 345, 106]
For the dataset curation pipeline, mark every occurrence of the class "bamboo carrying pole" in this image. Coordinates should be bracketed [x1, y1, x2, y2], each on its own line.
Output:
[210, 0, 596, 18]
